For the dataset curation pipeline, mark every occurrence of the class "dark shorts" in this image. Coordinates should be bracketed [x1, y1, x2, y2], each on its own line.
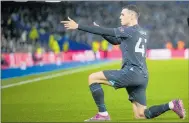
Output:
[103, 66, 148, 106]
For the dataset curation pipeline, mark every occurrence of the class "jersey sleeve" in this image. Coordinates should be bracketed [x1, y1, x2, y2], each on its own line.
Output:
[78, 24, 115, 36]
[102, 35, 121, 45]
[113, 26, 133, 38]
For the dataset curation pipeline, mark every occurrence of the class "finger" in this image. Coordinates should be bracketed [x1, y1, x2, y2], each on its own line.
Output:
[64, 24, 69, 26]
[64, 25, 70, 28]
[61, 21, 70, 23]
[64, 26, 69, 28]
[68, 17, 72, 21]
[60, 21, 70, 23]
[64, 27, 70, 29]
[66, 27, 72, 30]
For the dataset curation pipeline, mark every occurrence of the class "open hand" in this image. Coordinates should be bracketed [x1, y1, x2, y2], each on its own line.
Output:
[61, 17, 78, 30]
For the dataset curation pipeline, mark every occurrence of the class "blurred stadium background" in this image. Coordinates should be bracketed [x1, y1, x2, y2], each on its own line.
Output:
[1, 1, 189, 122]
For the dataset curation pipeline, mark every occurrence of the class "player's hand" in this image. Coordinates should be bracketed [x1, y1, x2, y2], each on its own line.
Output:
[93, 22, 100, 27]
[61, 17, 78, 30]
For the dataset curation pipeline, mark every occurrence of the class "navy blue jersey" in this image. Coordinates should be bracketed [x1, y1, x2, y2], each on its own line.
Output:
[113, 25, 148, 75]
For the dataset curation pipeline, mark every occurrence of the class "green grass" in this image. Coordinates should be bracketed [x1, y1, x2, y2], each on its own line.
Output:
[1, 59, 188, 122]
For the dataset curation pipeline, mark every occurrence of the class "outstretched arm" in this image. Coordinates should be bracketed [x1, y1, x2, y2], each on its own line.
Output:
[93, 22, 121, 45]
[78, 24, 115, 36]
[61, 17, 115, 36]
[61, 17, 130, 38]
[102, 35, 121, 45]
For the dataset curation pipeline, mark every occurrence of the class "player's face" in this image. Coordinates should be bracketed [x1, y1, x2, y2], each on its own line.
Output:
[120, 9, 132, 26]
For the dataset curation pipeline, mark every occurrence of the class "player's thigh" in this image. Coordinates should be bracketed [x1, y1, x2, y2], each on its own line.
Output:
[103, 69, 127, 88]
[126, 85, 147, 106]
[88, 71, 111, 86]
[103, 68, 144, 89]
[125, 68, 148, 87]
[127, 86, 147, 119]
[104, 66, 148, 88]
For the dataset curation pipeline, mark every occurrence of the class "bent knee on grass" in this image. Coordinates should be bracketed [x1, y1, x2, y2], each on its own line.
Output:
[134, 112, 146, 119]
[133, 110, 146, 119]
[132, 102, 147, 119]
[88, 71, 111, 86]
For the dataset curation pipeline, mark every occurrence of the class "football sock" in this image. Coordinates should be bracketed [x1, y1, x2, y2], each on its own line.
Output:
[168, 101, 174, 109]
[99, 111, 108, 116]
[89, 83, 107, 112]
[144, 103, 170, 119]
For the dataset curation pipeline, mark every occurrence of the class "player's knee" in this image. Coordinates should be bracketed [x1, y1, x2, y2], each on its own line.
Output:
[88, 73, 96, 85]
[134, 114, 145, 119]
[134, 110, 145, 119]
[138, 111, 145, 118]
[137, 110, 145, 119]
[134, 114, 140, 119]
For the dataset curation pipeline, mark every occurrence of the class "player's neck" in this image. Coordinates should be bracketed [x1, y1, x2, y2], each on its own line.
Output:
[127, 20, 138, 27]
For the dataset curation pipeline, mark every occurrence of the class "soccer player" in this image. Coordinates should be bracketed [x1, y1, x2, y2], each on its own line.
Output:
[61, 5, 185, 121]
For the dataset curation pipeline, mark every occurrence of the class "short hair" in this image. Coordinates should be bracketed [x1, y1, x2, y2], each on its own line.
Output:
[123, 5, 140, 18]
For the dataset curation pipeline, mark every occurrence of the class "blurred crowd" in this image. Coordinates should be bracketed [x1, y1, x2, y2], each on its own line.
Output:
[1, 1, 189, 53]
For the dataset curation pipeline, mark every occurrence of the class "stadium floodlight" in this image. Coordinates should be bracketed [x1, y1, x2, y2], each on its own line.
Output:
[45, 1, 61, 2]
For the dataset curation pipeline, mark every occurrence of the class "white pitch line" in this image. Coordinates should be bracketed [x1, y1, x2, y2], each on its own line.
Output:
[1, 61, 119, 89]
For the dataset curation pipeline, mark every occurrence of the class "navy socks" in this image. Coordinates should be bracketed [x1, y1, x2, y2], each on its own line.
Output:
[89, 83, 107, 112]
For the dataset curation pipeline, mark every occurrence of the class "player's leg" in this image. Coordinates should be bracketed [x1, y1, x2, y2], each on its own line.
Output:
[132, 101, 146, 119]
[132, 101, 175, 119]
[85, 71, 113, 121]
[129, 85, 186, 119]
[88, 71, 111, 116]
[85, 69, 127, 121]
[126, 66, 186, 119]
[131, 92, 172, 120]
[129, 86, 185, 119]
[126, 86, 147, 119]
[126, 71, 184, 120]
[88, 71, 112, 86]
[134, 79, 185, 119]
[133, 99, 185, 119]
[132, 102, 139, 118]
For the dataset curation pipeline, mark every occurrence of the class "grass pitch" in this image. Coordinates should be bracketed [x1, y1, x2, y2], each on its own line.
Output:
[1, 59, 188, 122]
